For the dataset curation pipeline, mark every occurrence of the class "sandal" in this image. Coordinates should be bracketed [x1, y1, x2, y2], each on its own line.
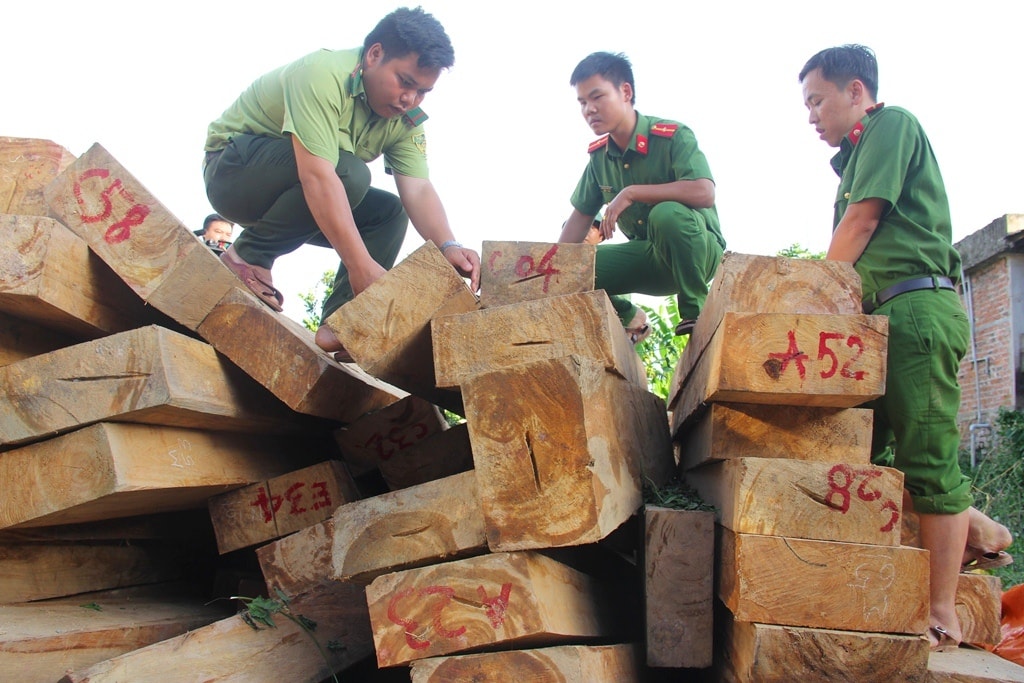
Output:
[674, 318, 696, 336]
[928, 625, 959, 652]
[962, 548, 1013, 572]
[220, 248, 284, 312]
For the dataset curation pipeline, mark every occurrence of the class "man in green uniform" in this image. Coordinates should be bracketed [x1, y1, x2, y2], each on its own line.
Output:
[203, 7, 479, 361]
[800, 44, 986, 649]
[558, 52, 726, 342]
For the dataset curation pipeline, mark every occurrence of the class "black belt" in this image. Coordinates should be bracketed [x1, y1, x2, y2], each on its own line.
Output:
[862, 275, 955, 314]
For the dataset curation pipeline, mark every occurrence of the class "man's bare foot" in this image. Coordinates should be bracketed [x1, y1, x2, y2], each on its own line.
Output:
[967, 507, 1013, 552]
[315, 324, 353, 363]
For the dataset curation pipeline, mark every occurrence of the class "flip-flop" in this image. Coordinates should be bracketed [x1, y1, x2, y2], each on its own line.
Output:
[928, 625, 959, 652]
[220, 251, 284, 312]
[675, 319, 696, 336]
[962, 548, 1013, 572]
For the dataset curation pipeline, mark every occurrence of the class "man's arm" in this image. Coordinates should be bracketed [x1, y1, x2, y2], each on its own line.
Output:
[393, 173, 480, 292]
[293, 136, 386, 296]
[603, 178, 714, 229]
[559, 209, 595, 243]
[825, 197, 887, 263]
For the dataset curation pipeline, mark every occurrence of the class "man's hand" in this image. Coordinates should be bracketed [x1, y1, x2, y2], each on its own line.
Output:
[602, 188, 634, 238]
[444, 245, 481, 292]
[347, 258, 389, 296]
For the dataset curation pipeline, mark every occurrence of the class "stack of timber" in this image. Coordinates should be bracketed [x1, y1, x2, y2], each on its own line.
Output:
[258, 237, 711, 681]
[0, 136, 423, 682]
[4, 134, 1021, 682]
[670, 252, 1024, 682]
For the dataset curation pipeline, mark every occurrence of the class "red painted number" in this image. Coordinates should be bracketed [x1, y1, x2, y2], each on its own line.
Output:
[386, 581, 514, 650]
[824, 464, 901, 532]
[249, 480, 332, 521]
[361, 421, 430, 461]
[72, 168, 151, 244]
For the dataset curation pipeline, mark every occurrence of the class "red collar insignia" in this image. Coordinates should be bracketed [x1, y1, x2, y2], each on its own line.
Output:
[588, 135, 610, 153]
[636, 135, 648, 155]
[847, 103, 884, 146]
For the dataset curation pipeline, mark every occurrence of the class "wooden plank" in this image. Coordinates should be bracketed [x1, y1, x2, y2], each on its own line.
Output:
[331, 470, 487, 584]
[366, 550, 612, 667]
[0, 214, 166, 338]
[432, 289, 645, 389]
[0, 423, 322, 529]
[686, 457, 904, 546]
[676, 402, 873, 469]
[44, 142, 241, 331]
[208, 460, 359, 554]
[719, 529, 929, 634]
[410, 643, 643, 682]
[643, 505, 714, 668]
[0, 584, 228, 683]
[0, 543, 182, 602]
[717, 612, 929, 683]
[671, 312, 888, 434]
[0, 325, 312, 448]
[72, 517, 375, 683]
[957, 573, 1002, 646]
[668, 252, 863, 408]
[332, 395, 449, 477]
[326, 241, 478, 413]
[0, 310, 69, 366]
[0, 510, 215, 544]
[59, 586, 374, 683]
[197, 287, 402, 422]
[463, 355, 671, 551]
[378, 421, 474, 491]
[479, 240, 596, 308]
[0, 136, 76, 215]
[42, 144, 399, 422]
[928, 647, 1024, 682]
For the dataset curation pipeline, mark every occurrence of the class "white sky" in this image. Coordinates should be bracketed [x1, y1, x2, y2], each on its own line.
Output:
[4, 1, 1023, 322]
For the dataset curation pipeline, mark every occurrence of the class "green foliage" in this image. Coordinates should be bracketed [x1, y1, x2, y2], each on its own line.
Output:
[961, 408, 1024, 587]
[644, 477, 715, 512]
[777, 243, 826, 260]
[635, 296, 687, 400]
[232, 591, 340, 683]
[299, 270, 336, 333]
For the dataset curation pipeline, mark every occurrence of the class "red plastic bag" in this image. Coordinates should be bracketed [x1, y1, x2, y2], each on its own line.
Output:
[993, 583, 1024, 665]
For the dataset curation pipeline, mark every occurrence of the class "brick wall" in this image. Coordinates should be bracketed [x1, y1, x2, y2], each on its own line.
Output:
[957, 256, 1016, 452]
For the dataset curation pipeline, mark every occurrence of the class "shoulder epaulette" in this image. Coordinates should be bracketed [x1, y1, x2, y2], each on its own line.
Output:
[650, 122, 678, 138]
[588, 135, 609, 153]
[403, 107, 428, 128]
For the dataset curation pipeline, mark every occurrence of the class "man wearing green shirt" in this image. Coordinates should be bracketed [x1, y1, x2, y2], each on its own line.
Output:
[203, 7, 479, 361]
[558, 51, 725, 342]
[799, 44, 1010, 650]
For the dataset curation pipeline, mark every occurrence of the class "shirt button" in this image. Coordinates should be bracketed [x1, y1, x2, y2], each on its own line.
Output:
[624, 163, 630, 169]
[637, 219, 644, 225]
[844, 192, 851, 199]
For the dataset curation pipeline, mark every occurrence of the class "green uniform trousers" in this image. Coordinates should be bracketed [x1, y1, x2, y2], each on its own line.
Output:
[203, 134, 408, 322]
[595, 201, 723, 325]
[869, 287, 973, 515]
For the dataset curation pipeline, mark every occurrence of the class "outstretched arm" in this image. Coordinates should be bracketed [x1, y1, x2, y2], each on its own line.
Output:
[394, 173, 480, 292]
[293, 135, 386, 296]
[559, 209, 596, 243]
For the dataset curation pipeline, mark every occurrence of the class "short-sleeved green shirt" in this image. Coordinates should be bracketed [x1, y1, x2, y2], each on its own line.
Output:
[831, 105, 960, 298]
[205, 48, 430, 178]
[570, 112, 723, 246]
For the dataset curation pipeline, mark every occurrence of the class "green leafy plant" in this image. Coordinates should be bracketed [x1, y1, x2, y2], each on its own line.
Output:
[231, 591, 341, 683]
[635, 296, 687, 400]
[644, 476, 715, 512]
[961, 408, 1024, 587]
[299, 270, 336, 333]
